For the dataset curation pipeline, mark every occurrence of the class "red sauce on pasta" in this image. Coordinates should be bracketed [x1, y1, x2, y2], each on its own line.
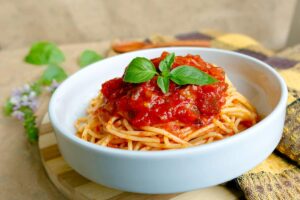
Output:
[100, 52, 228, 128]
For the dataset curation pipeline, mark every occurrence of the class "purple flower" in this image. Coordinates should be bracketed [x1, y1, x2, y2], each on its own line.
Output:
[28, 91, 36, 99]
[12, 88, 22, 96]
[5, 82, 42, 142]
[46, 80, 60, 93]
[8, 83, 39, 121]
[12, 110, 24, 121]
[23, 84, 31, 93]
[10, 96, 21, 105]
[29, 99, 38, 110]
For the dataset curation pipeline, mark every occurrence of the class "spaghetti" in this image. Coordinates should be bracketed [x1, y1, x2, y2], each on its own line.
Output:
[75, 52, 258, 151]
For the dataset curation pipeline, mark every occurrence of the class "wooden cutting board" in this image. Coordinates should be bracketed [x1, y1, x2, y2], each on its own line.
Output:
[38, 113, 242, 200]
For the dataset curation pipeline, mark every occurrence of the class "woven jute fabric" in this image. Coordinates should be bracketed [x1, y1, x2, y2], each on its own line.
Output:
[110, 30, 300, 199]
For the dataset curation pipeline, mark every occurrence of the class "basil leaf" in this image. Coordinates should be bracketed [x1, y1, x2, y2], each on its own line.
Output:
[157, 76, 170, 94]
[25, 42, 65, 65]
[123, 57, 157, 83]
[170, 65, 218, 85]
[79, 50, 103, 68]
[39, 64, 68, 85]
[159, 52, 175, 76]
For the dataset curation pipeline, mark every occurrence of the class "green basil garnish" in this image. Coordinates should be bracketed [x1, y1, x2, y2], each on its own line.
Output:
[170, 65, 217, 86]
[159, 53, 175, 77]
[123, 57, 157, 83]
[123, 53, 218, 93]
[157, 76, 170, 94]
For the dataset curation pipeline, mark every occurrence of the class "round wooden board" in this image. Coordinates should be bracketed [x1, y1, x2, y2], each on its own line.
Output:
[39, 113, 242, 200]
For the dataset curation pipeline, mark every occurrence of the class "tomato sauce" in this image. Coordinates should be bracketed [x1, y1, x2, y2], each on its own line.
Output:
[100, 52, 228, 128]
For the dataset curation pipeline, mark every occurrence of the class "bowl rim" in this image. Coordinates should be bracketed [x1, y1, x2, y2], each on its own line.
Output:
[49, 47, 288, 158]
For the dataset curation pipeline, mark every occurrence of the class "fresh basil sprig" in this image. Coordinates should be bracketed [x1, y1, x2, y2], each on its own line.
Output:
[123, 57, 157, 83]
[123, 53, 218, 93]
[159, 52, 174, 77]
[157, 76, 170, 93]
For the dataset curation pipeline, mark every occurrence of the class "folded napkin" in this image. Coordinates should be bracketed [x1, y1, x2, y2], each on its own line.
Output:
[110, 31, 300, 199]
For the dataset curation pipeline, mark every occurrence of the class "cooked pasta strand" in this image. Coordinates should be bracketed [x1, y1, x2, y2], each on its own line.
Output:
[75, 81, 258, 151]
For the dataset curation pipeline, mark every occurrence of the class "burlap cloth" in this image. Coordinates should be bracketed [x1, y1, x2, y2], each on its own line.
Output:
[1, 30, 300, 199]
[110, 30, 300, 199]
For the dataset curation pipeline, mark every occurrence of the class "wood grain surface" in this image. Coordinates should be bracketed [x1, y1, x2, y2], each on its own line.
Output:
[39, 113, 242, 200]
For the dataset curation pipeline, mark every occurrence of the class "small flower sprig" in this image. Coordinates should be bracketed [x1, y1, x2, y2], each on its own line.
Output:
[3, 41, 103, 142]
[3, 42, 68, 142]
[3, 80, 60, 142]
[3, 41, 103, 143]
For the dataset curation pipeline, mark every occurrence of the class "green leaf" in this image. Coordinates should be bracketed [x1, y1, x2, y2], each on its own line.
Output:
[24, 42, 65, 65]
[157, 76, 170, 94]
[3, 100, 14, 116]
[39, 64, 68, 85]
[20, 106, 38, 142]
[170, 65, 218, 86]
[159, 52, 175, 76]
[79, 50, 103, 68]
[123, 57, 157, 83]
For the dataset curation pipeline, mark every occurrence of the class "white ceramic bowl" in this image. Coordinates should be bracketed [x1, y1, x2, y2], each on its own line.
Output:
[49, 47, 287, 194]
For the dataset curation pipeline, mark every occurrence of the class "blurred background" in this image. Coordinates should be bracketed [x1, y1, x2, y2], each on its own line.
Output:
[1, 1, 300, 199]
[0, 0, 299, 50]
